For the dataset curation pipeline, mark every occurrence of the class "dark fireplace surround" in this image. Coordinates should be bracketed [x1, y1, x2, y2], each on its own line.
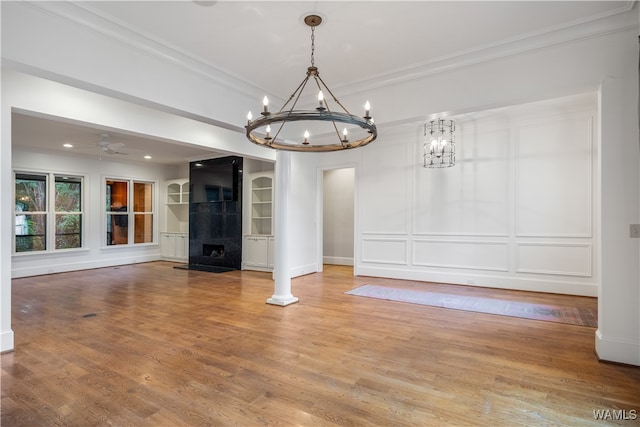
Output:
[188, 156, 242, 272]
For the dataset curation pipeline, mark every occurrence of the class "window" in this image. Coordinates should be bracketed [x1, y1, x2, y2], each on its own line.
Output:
[14, 172, 84, 253]
[106, 179, 154, 246]
[107, 179, 129, 245]
[55, 176, 83, 249]
[133, 182, 153, 244]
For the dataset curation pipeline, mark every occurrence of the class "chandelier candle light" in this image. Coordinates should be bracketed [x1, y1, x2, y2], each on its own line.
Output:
[245, 14, 378, 152]
[424, 119, 455, 168]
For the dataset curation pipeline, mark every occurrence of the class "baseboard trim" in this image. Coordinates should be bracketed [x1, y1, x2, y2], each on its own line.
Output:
[323, 256, 354, 266]
[356, 265, 598, 297]
[12, 255, 162, 278]
[595, 329, 640, 366]
[290, 263, 318, 278]
[1, 330, 15, 353]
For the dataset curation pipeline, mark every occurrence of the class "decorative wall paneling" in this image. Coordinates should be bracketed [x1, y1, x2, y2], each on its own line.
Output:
[413, 239, 510, 272]
[356, 94, 597, 296]
[360, 141, 410, 235]
[515, 242, 592, 277]
[414, 127, 511, 237]
[361, 237, 409, 265]
[515, 115, 593, 238]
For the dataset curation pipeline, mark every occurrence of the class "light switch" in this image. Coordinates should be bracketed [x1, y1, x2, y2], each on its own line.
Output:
[631, 224, 640, 238]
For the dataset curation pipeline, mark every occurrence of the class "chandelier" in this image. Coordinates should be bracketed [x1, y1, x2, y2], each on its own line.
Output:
[423, 119, 455, 168]
[245, 15, 377, 152]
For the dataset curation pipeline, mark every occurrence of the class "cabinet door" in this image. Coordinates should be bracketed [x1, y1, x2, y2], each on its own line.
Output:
[175, 234, 188, 260]
[160, 233, 176, 258]
[244, 236, 268, 267]
[267, 237, 275, 268]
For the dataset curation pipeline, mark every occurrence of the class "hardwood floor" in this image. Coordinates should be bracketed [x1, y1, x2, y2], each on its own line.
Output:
[2, 262, 638, 426]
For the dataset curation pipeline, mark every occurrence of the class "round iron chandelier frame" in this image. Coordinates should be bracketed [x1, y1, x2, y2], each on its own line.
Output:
[245, 14, 378, 152]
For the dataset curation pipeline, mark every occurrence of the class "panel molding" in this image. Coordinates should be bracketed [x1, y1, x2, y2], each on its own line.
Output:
[362, 232, 410, 236]
[412, 239, 509, 272]
[515, 242, 592, 277]
[514, 114, 594, 238]
[361, 238, 408, 265]
[360, 143, 410, 236]
[413, 125, 511, 237]
[412, 232, 510, 237]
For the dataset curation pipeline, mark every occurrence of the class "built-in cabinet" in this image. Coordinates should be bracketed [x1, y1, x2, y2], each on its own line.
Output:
[243, 172, 274, 271]
[160, 232, 188, 259]
[162, 179, 189, 261]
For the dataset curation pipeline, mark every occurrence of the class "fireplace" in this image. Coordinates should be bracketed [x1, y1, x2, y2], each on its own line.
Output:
[203, 244, 224, 258]
[188, 156, 243, 273]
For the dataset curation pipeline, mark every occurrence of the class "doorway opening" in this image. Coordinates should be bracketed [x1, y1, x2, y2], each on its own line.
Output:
[321, 168, 355, 272]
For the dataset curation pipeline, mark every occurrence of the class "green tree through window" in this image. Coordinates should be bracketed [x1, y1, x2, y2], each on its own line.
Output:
[55, 176, 82, 249]
[15, 174, 47, 252]
[14, 173, 84, 253]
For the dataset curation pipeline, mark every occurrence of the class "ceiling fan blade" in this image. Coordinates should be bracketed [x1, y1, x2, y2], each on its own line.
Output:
[106, 147, 129, 155]
[107, 142, 125, 150]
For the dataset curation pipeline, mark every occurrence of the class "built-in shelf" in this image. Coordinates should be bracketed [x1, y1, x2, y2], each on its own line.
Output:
[244, 171, 274, 271]
[162, 179, 189, 259]
[250, 174, 273, 236]
[167, 180, 189, 205]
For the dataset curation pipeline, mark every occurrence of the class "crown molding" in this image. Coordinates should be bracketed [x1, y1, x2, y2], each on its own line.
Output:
[21, 1, 638, 107]
[24, 1, 268, 101]
[333, 1, 638, 98]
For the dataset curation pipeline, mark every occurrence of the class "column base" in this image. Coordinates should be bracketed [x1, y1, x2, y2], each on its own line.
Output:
[266, 295, 299, 306]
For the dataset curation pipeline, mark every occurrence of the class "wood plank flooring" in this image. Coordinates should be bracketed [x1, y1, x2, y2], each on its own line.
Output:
[2, 262, 638, 426]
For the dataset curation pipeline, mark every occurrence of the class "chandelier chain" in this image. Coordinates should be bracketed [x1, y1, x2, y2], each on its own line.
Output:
[310, 26, 315, 67]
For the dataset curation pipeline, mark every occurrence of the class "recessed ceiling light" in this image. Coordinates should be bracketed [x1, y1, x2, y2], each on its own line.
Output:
[63, 143, 73, 148]
[144, 155, 152, 159]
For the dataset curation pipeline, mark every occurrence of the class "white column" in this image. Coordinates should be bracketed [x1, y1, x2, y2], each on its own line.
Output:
[267, 150, 299, 306]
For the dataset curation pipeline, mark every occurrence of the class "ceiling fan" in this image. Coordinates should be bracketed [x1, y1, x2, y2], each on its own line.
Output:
[96, 133, 128, 155]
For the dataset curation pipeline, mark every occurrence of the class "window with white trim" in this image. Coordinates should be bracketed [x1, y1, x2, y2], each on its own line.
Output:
[14, 172, 84, 253]
[106, 178, 155, 246]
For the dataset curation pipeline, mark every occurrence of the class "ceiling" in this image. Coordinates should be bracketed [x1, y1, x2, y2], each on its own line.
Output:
[10, 1, 632, 164]
[12, 112, 223, 165]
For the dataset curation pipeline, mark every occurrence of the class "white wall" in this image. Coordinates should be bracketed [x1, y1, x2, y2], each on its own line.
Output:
[323, 168, 355, 266]
[316, 23, 639, 364]
[11, 148, 174, 277]
[288, 153, 319, 277]
[337, 94, 598, 296]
